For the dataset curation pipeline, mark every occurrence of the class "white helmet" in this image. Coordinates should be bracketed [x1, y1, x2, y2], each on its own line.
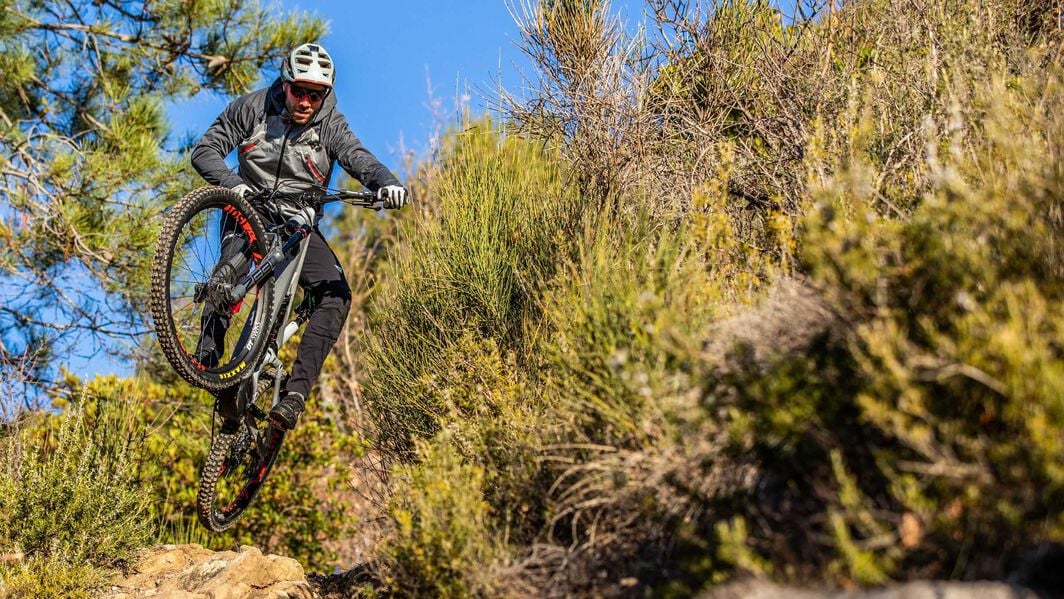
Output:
[281, 43, 335, 87]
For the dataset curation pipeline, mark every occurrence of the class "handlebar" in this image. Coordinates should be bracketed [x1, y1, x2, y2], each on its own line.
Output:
[247, 188, 387, 211]
[322, 189, 380, 208]
[224, 188, 386, 303]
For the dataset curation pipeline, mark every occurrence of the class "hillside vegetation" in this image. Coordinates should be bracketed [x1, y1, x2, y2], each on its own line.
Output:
[1, 0, 1060, 597]
[345, 0, 1062, 595]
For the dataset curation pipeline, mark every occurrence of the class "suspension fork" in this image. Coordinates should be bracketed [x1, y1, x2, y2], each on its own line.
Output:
[225, 223, 312, 305]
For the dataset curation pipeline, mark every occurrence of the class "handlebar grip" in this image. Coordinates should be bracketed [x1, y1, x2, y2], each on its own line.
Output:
[341, 190, 378, 201]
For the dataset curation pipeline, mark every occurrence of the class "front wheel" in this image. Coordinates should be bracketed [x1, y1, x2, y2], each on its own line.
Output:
[150, 186, 274, 391]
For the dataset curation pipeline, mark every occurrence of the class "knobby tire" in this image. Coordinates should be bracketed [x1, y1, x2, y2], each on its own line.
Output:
[196, 419, 286, 531]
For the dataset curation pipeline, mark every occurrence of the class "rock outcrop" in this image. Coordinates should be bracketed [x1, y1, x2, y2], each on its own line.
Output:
[101, 544, 313, 599]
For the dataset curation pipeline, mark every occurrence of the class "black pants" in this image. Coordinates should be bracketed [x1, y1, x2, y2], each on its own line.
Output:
[285, 228, 352, 399]
[199, 220, 351, 401]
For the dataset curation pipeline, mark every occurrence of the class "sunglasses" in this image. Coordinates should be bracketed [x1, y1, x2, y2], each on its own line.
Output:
[287, 84, 328, 102]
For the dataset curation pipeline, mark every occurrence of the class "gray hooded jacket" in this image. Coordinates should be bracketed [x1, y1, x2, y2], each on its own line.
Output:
[191, 78, 400, 197]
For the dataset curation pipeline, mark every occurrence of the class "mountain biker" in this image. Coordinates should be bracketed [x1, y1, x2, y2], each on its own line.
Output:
[190, 42, 407, 430]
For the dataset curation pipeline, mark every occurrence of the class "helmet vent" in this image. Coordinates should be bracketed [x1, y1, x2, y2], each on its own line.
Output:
[282, 43, 336, 86]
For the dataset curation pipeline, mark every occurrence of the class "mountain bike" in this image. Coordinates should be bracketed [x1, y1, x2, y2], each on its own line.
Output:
[150, 184, 384, 531]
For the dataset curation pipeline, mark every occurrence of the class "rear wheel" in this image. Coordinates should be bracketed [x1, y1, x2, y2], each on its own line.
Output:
[150, 186, 274, 391]
[197, 370, 286, 531]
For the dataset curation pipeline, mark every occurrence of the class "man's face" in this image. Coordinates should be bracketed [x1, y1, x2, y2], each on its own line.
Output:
[284, 81, 329, 125]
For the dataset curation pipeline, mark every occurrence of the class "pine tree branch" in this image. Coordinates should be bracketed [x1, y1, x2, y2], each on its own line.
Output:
[14, 8, 232, 67]
[21, 19, 137, 44]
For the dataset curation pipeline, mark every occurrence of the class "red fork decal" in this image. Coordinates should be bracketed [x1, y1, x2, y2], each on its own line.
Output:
[223, 204, 256, 245]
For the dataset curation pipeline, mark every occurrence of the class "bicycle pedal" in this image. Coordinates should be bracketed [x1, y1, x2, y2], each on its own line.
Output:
[255, 367, 287, 394]
[263, 365, 287, 380]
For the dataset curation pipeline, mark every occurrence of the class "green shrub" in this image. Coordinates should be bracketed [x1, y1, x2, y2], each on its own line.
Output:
[63, 372, 361, 571]
[344, 1, 1063, 594]
[540, 206, 724, 448]
[0, 556, 101, 599]
[0, 400, 153, 595]
[481, 0, 1062, 592]
[415, 333, 547, 536]
[703, 62, 1064, 585]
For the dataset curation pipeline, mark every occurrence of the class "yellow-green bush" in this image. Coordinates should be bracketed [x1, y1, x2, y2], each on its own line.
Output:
[343, 0, 1062, 595]
[348, 121, 594, 595]
[358, 147, 784, 594]
[363, 121, 570, 452]
[702, 60, 1063, 585]
[414, 333, 546, 535]
[51, 371, 360, 571]
[379, 431, 504, 598]
[539, 207, 724, 449]
[0, 557, 101, 599]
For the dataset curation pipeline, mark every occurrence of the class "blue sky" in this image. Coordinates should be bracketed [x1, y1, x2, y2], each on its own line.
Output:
[70, 0, 652, 381]
[167, 0, 647, 178]
[166, 0, 805, 170]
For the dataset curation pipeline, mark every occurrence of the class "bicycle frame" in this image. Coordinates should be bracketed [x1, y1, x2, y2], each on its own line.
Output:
[242, 206, 316, 414]
[211, 189, 378, 424]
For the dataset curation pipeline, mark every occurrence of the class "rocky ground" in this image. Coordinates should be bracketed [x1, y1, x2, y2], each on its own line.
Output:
[699, 579, 1042, 599]
[98, 544, 1049, 599]
[100, 544, 313, 599]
